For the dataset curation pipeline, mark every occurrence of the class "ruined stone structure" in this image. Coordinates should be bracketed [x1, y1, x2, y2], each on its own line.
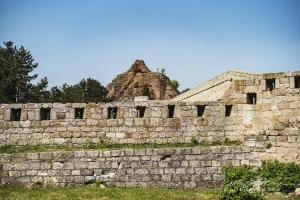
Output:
[106, 60, 179, 101]
[0, 70, 299, 188]
[1, 146, 259, 188]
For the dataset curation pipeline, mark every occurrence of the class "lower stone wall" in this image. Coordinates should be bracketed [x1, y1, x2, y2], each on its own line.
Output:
[0, 146, 259, 188]
[245, 130, 300, 164]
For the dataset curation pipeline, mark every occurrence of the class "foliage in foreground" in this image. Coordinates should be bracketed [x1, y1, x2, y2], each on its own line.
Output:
[219, 160, 300, 200]
[260, 160, 300, 194]
[219, 165, 263, 200]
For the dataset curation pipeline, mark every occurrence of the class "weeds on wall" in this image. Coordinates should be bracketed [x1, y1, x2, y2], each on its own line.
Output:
[219, 160, 300, 200]
[265, 142, 272, 149]
[0, 138, 241, 154]
[259, 130, 266, 136]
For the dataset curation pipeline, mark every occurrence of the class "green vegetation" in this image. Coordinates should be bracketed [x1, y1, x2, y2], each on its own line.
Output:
[49, 78, 108, 103]
[219, 160, 300, 200]
[181, 88, 190, 93]
[190, 136, 199, 146]
[0, 139, 241, 154]
[0, 41, 108, 103]
[259, 130, 266, 136]
[219, 165, 263, 200]
[0, 187, 218, 200]
[260, 160, 300, 194]
[171, 79, 179, 89]
[0, 41, 44, 103]
[265, 142, 272, 149]
[1, 186, 299, 200]
[142, 85, 150, 96]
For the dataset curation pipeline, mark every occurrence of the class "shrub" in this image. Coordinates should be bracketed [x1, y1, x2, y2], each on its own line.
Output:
[260, 160, 300, 194]
[219, 165, 263, 200]
[219, 160, 300, 200]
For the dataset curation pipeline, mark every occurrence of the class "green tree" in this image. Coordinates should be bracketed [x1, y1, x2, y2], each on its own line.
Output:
[79, 78, 108, 103]
[0, 41, 47, 103]
[60, 83, 83, 103]
[181, 88, 190, 93]
[48, 86, 64, 103]
[171, 79, 179, 89]
[48, 78, 108, 103]
[27, 77, 49, 102]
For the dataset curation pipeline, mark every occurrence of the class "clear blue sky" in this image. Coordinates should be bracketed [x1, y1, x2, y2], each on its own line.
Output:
[1, 0, 299, 91]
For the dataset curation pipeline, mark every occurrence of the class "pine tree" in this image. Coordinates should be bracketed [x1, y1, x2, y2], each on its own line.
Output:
[0, 41, 45, 103]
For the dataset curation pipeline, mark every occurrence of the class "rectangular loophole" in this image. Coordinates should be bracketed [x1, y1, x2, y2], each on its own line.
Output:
[10, 109, 21, 121]
[168, 105, 175, 118]
[75, 108, 84, 119]
[40, 108, 51, 120]
[247, 93, 257, 104]
[266, 78, 275, 91]
[196, 105, 205, 117]
[225, 105, 232, 117]
[108, 107, 118, 119]
[295, 76, 300, 88]
[136, 106, 146, 118]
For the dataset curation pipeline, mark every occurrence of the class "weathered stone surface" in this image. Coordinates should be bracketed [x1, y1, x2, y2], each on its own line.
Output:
[0, 146, 260, 189]
[295, 188, 300, 196]
[1, 70, 300, 189]
[106, 60, 179, 101]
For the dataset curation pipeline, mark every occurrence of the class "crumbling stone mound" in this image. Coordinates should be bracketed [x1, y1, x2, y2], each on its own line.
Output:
[106, 60, 179, 101]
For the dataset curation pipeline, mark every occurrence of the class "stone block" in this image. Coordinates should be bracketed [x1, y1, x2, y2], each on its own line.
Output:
[290, 102, 300, 109]
[273, 123, 284, 130]
[9, 170, 22, 177]
[52, 162, 64, 170]
[81, 169, 94, 176]
[161, 174, 172, 182]
[212, 174, 224, 181]
[184, 182, 197, 189]
[241, 160, 250, 165]
[200, 160, 212, 167]
[11, 154, 26, 163]
[26, 170, 38, 176]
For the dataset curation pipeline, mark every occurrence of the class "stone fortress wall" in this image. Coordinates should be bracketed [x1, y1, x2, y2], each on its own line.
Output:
[1, 70, 300, 188]
[1, 146, 259, 188]
[172, 70, 261, 102]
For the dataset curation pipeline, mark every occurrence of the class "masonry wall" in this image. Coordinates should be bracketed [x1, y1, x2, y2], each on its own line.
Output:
[1, 72, 300, 148]
[172, 70, 261, 102]
[0, 71, 300, 188]
[0, 145, 260, 188]
[0, 101, 250, 146]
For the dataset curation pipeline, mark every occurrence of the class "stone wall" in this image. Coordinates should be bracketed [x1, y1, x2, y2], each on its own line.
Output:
[1, 89, 299, 147]
[0, 70, 300, 188]
[0, 101, 238, 146]
[172, 70, 261, 102]
[0, 145, 260, 188]
[1, 73, 300, 149]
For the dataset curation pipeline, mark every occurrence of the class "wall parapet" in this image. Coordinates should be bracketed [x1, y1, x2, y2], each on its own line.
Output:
[0, 101, 249, 146]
